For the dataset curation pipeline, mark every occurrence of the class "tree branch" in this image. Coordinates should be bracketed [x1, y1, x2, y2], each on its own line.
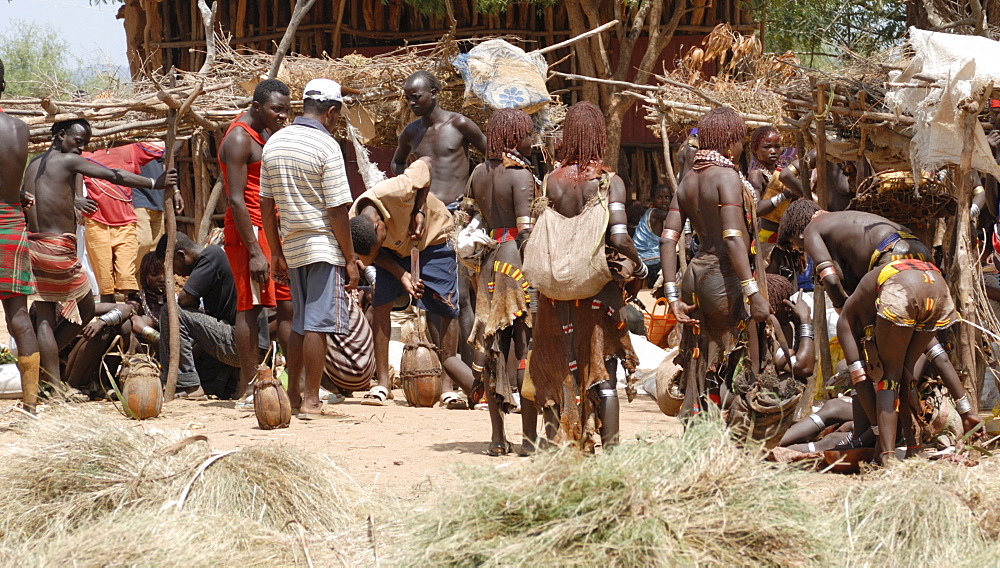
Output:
[196, 1, 219, 75]
[267, 0, 318, 81]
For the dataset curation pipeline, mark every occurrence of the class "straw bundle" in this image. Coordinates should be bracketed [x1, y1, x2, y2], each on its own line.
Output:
[0, 405, 370, 550]
[397, 417, 828, 566]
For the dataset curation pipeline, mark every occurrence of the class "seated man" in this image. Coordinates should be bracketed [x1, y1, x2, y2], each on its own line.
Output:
[349, 157, 474, 407]
[154, 232, 242, 398]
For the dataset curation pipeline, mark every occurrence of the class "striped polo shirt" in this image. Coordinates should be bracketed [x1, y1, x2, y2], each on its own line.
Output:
[259, 117, 352, 269]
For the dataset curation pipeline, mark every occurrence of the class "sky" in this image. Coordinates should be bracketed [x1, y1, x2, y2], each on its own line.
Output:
[1, 0, 130, 76]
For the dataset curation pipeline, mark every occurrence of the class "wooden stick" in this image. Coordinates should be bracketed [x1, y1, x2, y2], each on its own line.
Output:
[197, 179, 225, 244]
[533, 20, 618, 55]
[151, 67, 203, 401]
[552, 70, 724, 108]
[196, 1, 219, 75]
[267, 0, 318, 81]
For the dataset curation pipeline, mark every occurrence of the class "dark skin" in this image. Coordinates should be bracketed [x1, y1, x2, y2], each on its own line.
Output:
[545, 162, 641, 447]
[772, 295, 816, 380]
[22, 123, 177, 384]
[0, 77, 40, 394]
[218, 90, 292, 400]
[469, 134, 538, 454]
[789, 210, 931, 309]
[64, 301, 136, 391]
[356, 159, 474, 400]
[675, 135, 698, 183]
[392, 76, 487, 205]
[260, 102, 360, 417]
[838, 268, 947, 465]
[661, 139, 771, 325]
[779, 154, 857, 212]
[646, 188, 671, 240]
[750, 131, 797, 233]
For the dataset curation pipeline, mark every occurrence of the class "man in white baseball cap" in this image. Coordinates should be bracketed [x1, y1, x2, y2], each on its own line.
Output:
[259, 77, 361, 419]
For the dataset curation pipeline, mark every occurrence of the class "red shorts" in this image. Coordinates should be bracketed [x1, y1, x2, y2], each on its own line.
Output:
[224, 223, 291, 311]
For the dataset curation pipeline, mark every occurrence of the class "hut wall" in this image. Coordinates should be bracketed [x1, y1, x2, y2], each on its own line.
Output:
[119, 0, 754, 226]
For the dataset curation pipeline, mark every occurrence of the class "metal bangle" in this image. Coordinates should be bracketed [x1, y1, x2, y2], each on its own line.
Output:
[634, 262, 649, 279]
[609, 202, 626, 212]
[770, 192, 788, 207]
[99, 308, 125, 326]
[818, 266, 838, 280]
[662, 229, 681, 242]
[974, 185, 986, 195]
[808, 413, 825, 429]
[926, 343, 947, 362]
[149, 177, 156, 189]
[955, 394, 973, 415]
[850, 368, 868, 384]
[798, 324, 814, 340]
[741, 279, 760, 298]
[139, 326, 160, 343]
[814, 260, 835, 272]
[847, 361, 865, 373]
[664, 282, 680, 302]
[609, 224, 629, 235]
[787, 164, 799, 176]
[515, 216, 535, 226]
[971, 204, 981, 218]
[722, 229, 743, 240]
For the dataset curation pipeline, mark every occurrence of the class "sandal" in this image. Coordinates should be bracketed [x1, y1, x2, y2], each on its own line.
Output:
[440, 391, 468, 410]
[487, 441, 513, 457]
[361, 385, 390, 406]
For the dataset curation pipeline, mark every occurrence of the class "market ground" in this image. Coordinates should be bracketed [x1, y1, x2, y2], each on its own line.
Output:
[0, 291, 685, 497]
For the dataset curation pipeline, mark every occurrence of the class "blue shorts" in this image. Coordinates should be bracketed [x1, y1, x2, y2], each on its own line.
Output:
[374, 242, 459, 319]
[288, 262, 349, 335]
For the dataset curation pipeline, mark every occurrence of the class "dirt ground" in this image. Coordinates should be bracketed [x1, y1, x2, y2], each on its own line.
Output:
[0, 389, 682, 497]
[0, 291, 684, 498]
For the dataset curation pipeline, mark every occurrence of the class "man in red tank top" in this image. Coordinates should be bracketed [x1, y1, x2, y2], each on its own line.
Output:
[218, 79, 292, 400]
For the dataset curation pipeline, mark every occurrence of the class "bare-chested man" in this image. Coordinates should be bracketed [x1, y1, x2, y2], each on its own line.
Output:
[775, 200, 931, 309]
[525, 102, 642, 450]
[0, 57, 41, 411]
[393, 70, 487, 371]
[218, 78, 292, 400]
[22, 118, 176, 385]
[467, 108, 539, 455]
[660, 107, 771, 416]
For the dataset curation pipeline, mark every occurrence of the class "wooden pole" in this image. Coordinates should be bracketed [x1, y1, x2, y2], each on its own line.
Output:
[950, 87, 991, 412]
[812, 81, 833, 391]
[196, 0, 219, 75]
[659, 107, 685, 274]
[267, 0, 318, 81]
[196, 179, 225, 244]
[161, 81, 203, 401]
[533, 20, 618, 55]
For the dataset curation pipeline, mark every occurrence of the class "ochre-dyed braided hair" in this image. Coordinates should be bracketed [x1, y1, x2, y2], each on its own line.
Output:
[776, 198, 822, 248]
[557, 101, 606, 172]
[750, 125, 779, 153]
[487, 108, 533, 158]
[766, 273, 795, 314]
[697, 107, 746, 154]
[138, 251, 164, 295]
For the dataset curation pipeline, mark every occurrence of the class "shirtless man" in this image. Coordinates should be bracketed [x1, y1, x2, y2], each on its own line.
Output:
[21, 118, 176, 385]
[0, 57, 41, 411]
[660, 107, 771, 416]
[392, 71, 487, 369]
[467, 108, 539, 455]
[218, 78, 292, 400]
[525, 102, 642, 449]
[775, 199, 931, 309]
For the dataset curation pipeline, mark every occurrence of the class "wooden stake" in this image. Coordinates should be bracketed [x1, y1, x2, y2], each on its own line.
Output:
[196, 179, 225, 244]
[533, 20, 618, 55]
[161, 80, 203, 401]
[267, 0, 318, 81]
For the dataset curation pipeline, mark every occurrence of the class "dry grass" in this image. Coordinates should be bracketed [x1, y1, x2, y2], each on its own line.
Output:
[396, 417, 829, 567]
[0, 405, 380, 566]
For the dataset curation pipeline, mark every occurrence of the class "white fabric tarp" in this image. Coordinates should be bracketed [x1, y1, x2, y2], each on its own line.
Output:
[885, 27, 1000, 181]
